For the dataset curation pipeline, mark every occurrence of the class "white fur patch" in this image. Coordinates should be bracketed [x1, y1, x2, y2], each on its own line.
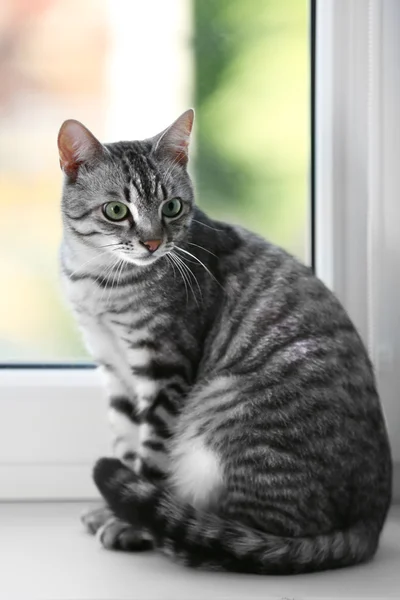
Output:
[134, 378, 158, 408]
[138, 423, 152, 444]
[129, 186, 140, 219]
[170, 437, 223, 510]
[126, 347, 151, 366]
[99, 366, 129, 397]
[196, 375, 235, 400]
[108, 407, 137, 437]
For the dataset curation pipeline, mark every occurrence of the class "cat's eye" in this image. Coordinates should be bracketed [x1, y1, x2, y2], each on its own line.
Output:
[102, 201, 129, 222]
[162, 198, 182, 218]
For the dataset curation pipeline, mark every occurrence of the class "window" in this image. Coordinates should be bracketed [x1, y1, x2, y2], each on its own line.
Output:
[2, 0, 398, 502]
[0, 0, 309, 363]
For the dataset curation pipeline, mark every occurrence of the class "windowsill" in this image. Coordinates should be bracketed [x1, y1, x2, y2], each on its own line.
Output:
[1, 503, 399, 599]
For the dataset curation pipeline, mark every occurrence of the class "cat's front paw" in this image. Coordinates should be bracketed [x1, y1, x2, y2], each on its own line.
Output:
[81, 504, 113, 535]
[97, 516, 153, 552]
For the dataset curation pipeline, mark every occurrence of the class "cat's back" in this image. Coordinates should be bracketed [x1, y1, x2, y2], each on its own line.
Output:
[209, 224, 383, 425]
[189, 221, 392, 534]
[211, 223, 364, 367]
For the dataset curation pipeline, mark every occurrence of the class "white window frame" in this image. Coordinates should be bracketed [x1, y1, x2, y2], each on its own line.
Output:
[1, 0, 399, 501]
[0, 368, 106, 499]
[316, 0, 400, 500]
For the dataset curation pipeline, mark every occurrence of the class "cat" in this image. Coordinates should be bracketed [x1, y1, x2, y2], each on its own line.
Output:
[58, 109, 392, 574]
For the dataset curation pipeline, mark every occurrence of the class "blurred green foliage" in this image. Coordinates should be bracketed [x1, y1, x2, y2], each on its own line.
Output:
[192, 0, 309, 258]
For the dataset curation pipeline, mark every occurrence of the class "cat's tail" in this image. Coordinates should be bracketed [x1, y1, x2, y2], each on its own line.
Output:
[93, 457, 381, 574]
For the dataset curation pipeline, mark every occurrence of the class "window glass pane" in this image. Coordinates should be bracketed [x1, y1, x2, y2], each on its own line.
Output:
[0, 0, 309, 362]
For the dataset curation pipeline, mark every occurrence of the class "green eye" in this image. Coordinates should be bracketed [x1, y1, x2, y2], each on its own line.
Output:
[103, 201, 128, 221]
[162, 198, 182, 218]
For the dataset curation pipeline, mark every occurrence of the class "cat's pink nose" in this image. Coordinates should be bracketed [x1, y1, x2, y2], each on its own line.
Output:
[142, 239, 162, 253]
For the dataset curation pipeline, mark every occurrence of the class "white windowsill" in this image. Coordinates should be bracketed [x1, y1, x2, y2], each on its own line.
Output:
[1, 502, 399, 600]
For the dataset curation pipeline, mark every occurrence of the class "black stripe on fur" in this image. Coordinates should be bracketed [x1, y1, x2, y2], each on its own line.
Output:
[110, 396, 140, 423]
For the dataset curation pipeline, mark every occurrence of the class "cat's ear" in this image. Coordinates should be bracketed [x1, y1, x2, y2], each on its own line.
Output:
[57, 120, 105, 180]
[151, 109, 194, 167]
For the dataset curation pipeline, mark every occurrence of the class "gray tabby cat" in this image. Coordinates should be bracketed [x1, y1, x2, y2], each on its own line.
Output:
[58, 110, 392, 574]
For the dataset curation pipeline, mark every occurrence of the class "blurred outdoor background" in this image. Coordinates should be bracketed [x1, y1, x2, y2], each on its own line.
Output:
[0, 0, 309, 362]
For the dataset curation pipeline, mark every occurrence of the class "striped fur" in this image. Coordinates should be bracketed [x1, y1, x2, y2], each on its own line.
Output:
[94, 457, 382, 574]
[59, 111, 392, 573]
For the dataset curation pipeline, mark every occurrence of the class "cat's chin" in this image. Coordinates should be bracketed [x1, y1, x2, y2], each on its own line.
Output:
[122, 254, 162, 268]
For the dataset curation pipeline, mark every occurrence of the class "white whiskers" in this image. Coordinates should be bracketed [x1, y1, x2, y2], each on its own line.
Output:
[191, 219, 223, 233]
[171, 251, 202, 307]
[188, 242, 218, 259]
[97, 257, 123, 310]
[167, 252, 189, 305]
[165, 254, 177, 281]
[175, 246, 223, 290]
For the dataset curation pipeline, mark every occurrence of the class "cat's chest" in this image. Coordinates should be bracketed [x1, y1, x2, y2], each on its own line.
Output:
[63, 274, 148, 359]
[62, 272, 129, 316]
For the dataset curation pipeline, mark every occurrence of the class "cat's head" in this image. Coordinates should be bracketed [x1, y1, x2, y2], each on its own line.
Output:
[58, 110, 194, 266]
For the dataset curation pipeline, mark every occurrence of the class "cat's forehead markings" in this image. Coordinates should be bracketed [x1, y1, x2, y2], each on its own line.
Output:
[147, 170, 158, 190]
[123, 186, 131, 203]
[128, 183, 140, 223]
